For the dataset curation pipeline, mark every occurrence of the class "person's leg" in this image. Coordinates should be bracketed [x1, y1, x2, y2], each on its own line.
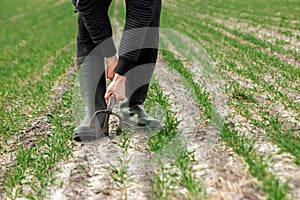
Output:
[73, 2, 111, 141]
[75, 0, 116, 57]
[121, 0, 162, 129]
[127, 0, 161, 106]
[76, 12, 96, 58]
[74, 50, 106, 142]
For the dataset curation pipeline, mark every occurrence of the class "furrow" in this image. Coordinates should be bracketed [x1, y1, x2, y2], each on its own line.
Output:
[0, 42, 75, 145]
[166, 0, 300, 35]
[47, 138, 126, 199]
[155, 58, 264, 199]
[165, 0, 300, 66]
[211, 16, 300, 52]
[31, 41, 75, 85]
[204, 22, 300, 67]
[162, 37, 300, 199]
[112, 8, 156, 199]
[202, 2, 300, 30]
[160, 14, 300, 113]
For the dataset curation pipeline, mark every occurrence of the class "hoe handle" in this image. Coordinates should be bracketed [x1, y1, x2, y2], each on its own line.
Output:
[107, 94, 116, 113]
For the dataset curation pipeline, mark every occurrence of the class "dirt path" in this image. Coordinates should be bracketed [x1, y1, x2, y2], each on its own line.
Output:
[48, 138, 124, 199]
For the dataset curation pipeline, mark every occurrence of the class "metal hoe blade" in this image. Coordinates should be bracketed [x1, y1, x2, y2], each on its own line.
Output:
[90, 94, 122, 137]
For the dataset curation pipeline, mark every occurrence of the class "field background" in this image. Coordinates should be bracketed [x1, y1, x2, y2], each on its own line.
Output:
[0, 0, 299, 199]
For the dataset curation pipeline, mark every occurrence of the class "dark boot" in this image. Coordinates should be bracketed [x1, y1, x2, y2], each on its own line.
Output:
[120, 64, 161, 130]
[119, 0, 162, 131]
[121, 104, 161, 129]
[73, 56, 107, 142]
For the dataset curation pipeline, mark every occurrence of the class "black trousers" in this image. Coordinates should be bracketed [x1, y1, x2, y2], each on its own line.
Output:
[74, 0, 161, 106]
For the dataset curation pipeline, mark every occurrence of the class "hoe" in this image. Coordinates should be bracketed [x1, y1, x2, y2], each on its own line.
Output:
[89, 94, 123, 138]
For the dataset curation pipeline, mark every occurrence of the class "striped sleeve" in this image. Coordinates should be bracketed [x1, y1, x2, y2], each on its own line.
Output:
[116, 0, 159, 68]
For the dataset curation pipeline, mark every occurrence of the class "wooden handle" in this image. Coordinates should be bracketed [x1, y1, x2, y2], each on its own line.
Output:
[107, 94, 116, 112]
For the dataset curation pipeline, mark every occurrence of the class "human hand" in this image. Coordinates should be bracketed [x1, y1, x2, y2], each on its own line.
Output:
[106, 55, 118, 81]
[105, 73, 126, 103]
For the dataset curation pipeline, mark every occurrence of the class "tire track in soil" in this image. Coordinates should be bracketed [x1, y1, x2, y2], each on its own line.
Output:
[155, 58, 264, 199]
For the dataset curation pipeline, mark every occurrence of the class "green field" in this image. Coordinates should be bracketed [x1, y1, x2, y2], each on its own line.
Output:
[0, 0, 299, 199]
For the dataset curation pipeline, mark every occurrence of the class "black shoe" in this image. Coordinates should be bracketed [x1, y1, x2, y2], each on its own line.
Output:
[120, 105, 161, 130]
